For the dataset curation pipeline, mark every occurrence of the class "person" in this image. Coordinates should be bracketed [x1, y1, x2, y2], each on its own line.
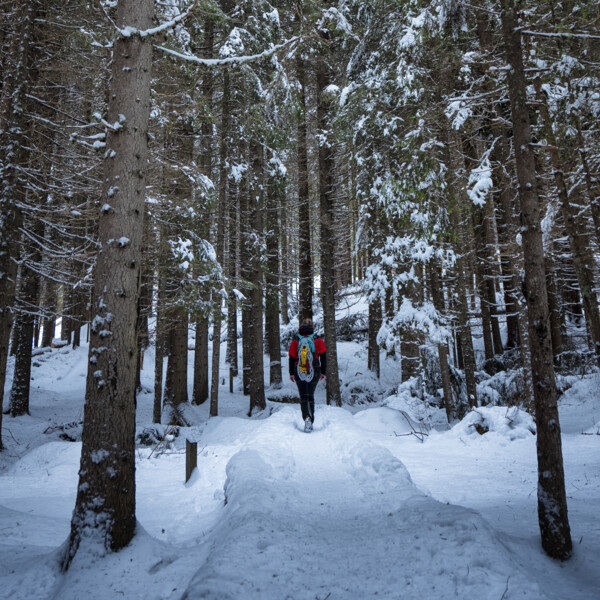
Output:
[288, 318, 326, 432]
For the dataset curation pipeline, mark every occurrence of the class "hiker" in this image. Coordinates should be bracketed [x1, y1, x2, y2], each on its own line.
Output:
[288, 318, 327, 432]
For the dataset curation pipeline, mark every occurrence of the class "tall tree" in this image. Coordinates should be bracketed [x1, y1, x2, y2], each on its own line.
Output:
[0, 0, 37, 448]
[265, 154, 284, 387]
[209, 63, 228, 417]
[500, 0, 572, 560]
[316, 56, 341, 406]
[65, 0, 154, 566]
[295, 20, 313, 322]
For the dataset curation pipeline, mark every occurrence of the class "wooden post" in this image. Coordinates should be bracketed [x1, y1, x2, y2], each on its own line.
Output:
[185, 439, 197, 483]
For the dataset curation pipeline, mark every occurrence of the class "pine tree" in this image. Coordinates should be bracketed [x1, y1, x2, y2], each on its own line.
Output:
[65, 0, 154, 566]
[499, 0, 572, 560]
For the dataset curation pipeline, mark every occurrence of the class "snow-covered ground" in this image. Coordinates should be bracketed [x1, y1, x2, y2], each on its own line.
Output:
[1, 331, 599, 599]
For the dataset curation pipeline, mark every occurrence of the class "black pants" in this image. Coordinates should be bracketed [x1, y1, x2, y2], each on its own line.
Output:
[295, 366, 320, 423]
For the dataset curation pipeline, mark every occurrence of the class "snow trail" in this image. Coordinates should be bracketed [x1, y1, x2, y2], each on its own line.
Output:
[181, 406, 545, 600]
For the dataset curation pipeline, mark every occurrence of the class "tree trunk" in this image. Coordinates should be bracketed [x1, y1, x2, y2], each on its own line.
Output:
[446, 137, 478, 409]
[242, 302, 251, 396]
[484, 200, 503, 358]
[492, 133, 521, 350]
[368, 298, 381, 378]
[65, 0, 154, 566]
[240, 171, 252, 397]
[296, 46, 313, 322]
[473, 207, 496, 372]
[430, 263, 454, 422]
[247, 143, 266, 415]
[574, 116, 600, 248]
[400, 282, 423, 384]
[225, 186, 239, 376]
[41, 278, 57, 348]
[476, 7, 512, 355]
[8, 230, 40, 416]
[501, 1, 572, 560]
[489, 129, 533, 401]
[0, 1, 35, 450]
[193, 313, 210, 404]
[164, 311, 189, 424]
[545, 252, 564, 364]
[536, 80, 600, 366]
[464, 131, 499, 372]
[153, 263, 166, 424]
[136, 229, 152, 393]
[316, 59, 341, 406]
[455, 242, 478, 408]
[279, 190, 290, 326]
[265, 156, 283, 388]
[209, 63, 227, 418]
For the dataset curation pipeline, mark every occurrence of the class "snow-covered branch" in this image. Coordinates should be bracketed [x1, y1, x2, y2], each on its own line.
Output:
[154, 36, 300, 68]
[521, 30, 600, 40]
[99, 0, 198, 39]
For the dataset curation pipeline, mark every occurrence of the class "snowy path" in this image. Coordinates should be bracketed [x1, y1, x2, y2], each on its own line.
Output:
[2, 345, 599, 600]
[180, 407, 545, 600]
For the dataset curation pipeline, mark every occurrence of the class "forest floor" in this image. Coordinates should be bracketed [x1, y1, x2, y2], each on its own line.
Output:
[1, 329, 599, 599]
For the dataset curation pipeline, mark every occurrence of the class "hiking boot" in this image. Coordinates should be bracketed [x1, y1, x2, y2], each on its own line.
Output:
[304, 418, 313, 432]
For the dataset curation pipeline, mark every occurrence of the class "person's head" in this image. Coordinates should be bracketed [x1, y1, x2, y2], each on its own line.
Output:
[299, 318, 314, 334]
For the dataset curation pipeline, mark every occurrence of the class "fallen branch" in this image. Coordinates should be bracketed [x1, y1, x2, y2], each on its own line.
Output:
[393, 430, 429, 442]
[43, 420, 83, 434]
[148, 425, 176, 459]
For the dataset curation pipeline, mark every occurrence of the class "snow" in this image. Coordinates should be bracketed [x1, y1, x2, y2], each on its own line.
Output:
[1, 322, 600, 599]
[467, 148, 494, 206]
[449, 406, 536, 441]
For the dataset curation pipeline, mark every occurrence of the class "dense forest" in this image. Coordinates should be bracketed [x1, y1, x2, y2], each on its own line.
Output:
[1, 0, 599, 571]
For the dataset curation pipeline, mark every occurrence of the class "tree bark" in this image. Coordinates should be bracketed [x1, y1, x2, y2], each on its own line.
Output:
[574, 116, 600, 249]
[316, 59, 341, 406]
[153, 260, 166, 424]
[279, 193, 290, 325]
[265, 156, 283, 388]
[545, 252, 564, 364]
[430, 263, 454, 422]
[164, 310, 189, 424]
[536, 80, 600, 366]
[135, 222, 152, 392]
[501, 0, 572, 560]
[368, 298, 381, 378]
[0, 1, 36, 450]
[41, 277, 57, 348]
[296, 45, 313, 322]
[240, 169, 252, 397]
[193, 311, 210, 404]
[8, 223, 40, 416]
[492, 132, 522, 351]
[192, 30, 214, 407]
[455, 232, 478, 408]
[225, 185, 239, 376]
[65, 0, 154, 566]
[473, 206, 496, 371]
[209, 64, 227, 417]
[247, 143, 266, 415]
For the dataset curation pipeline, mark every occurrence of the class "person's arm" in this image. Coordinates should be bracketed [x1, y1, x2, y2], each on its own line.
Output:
[289, 340, 298, 381]
[315, 338, 327, 379]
